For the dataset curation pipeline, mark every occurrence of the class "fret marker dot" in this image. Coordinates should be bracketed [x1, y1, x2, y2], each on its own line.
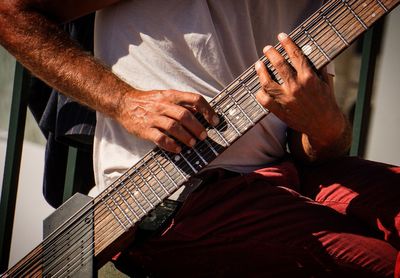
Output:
[301, 44, 313, 56]
[187, 150, 191, 154]
[196, 161, 200, 165]
[371, 13, 376, 18]
[174, 155, 181, 162]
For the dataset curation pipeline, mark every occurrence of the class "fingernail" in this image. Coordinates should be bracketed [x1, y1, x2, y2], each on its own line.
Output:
[255, 61, 262, 71]
[212, 115, 220, 126]
[189, 138, 196, 147]
[176, 146, 182, 153]
[200, 131, 207, 140]
[263, 45, 272, 53]
[278, 32, 288, 41]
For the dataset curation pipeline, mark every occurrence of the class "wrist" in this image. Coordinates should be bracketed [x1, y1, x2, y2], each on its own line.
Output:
[305, 113, 352, 161]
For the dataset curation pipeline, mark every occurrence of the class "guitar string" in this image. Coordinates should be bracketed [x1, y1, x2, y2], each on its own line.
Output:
[5, 0, 382, 276]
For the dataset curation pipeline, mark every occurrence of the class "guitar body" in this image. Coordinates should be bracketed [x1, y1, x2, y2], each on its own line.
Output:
[42, 193, 94, 278]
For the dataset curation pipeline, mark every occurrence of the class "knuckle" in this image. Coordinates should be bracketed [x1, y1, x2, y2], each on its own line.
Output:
[165, 119, 179, 131]
[154, 133, 168, 146]
[303, 72, 314, 83]
[261, 80, 271, 90]
[255, 91, 267, 105]
[290, 84, 302, 95]
[293, 48, 304, 59]
[191, 93, 203, 104]
[275, 59, 287, 69]
[178, 109, 192, 122]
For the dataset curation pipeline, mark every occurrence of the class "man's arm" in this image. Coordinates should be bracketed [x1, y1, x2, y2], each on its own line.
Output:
[0, 0, 219, 153]
[255, 33, 352, 163]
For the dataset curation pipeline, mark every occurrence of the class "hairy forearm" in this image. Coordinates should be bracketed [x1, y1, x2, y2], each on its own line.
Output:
[0, 3, 220, 153]
[0, 4, 134, 119]
[288, 113, 352, 163]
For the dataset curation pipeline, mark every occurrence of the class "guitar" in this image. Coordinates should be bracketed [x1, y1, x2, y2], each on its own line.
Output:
[2, 0, 399, 276]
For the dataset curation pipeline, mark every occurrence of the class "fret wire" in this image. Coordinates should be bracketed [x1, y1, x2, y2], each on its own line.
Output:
[376, 0, 388, 11]
[219, 109, 242, 136]
[214, 91, 260, 141]
[194, 141, 218, 162]
[143, 161, 170, 195]
[342, 0, 368, 29]
[208, 122, 231, 146]
[357, 0, 385, 26]
[303, 28, 331, 62]
[108, 193, 133, 226]
[232, 85, 267, 123]
[327, 2, 360, 41]
[282, 0, 366, 71]
[160, 148, 198, 177]
[321, 13, 349, 46]
[151, 152, 180, 190]
[266, 1, 341, 66]
[212, 84, 257, 125]
[222, 101, 251, 134]
[349, 0, 376, 26]
[281, 3, 352, 68]
[192, 146, 208, 166]
[133, 169, 158, 207]
[304, 17, 345, 58]
[329, 1, 363, 39]
[101, 198, 127, 230]
[179, 149, 202, 171]
[230, 74, 261, 113]
[160, 149, 189, 181]
[147, 153, 184, 185]
[179, 152, 199, 173]
[166, 151, 195, 177]
[120, 181, 146, 215]
[135, 168, 162, 203]
[143, 161, 177, 193]
[200, 138, 220, 156]
[240, 76, 269, 114]
[282, 1, 355, 65]
[232, 91, 257, 122]
[227, 87, 256, 126]
[112, 186, 137, 224]
[330, 0, 375, 45]
[225, 77, 261, 124]
[124, 173, 153, 209]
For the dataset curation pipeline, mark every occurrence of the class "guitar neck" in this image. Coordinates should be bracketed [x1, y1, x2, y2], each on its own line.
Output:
[3, 0, 399, 276]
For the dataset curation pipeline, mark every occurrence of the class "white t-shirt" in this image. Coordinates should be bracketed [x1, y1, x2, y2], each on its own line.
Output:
[91, 0, 325, 196]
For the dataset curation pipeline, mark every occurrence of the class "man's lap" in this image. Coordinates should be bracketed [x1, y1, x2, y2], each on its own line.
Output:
[114, 157, 400, 277]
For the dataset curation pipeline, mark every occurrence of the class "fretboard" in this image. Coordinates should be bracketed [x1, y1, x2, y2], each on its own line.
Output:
[92, 0, 399, 256]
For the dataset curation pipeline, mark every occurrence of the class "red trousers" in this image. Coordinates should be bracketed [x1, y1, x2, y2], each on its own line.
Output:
[115, 157, 400, 277]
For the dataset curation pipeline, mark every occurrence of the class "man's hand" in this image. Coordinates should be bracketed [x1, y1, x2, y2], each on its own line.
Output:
[0, 0, 219, 154]
[117, 89, 219, 153]
[255, 33, 351, 162]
